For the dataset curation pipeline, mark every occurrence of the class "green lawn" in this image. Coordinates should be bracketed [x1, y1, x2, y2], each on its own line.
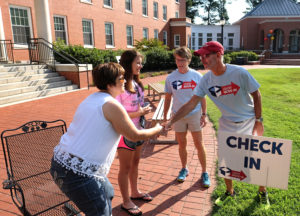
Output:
[208, 68, 300, 216]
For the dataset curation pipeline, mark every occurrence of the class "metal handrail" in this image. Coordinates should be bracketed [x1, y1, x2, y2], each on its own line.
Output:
[0, 39, 14, 63]
[27, 38, 90, 89]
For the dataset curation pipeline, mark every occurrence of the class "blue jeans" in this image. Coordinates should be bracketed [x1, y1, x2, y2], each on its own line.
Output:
[50, 158, 114, 216]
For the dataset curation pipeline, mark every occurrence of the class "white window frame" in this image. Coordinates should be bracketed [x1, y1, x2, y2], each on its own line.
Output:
[104, 0, 112, 8]
[82, 19, 94, 48]
[80, 0, 92, 4]
[191, 33, 195, 50]
[53, 15, 69, 45]
[175, 11, 179, 18]
[142, 0, 148, 17]
[125, 0, 132, 13]
[198, 33, 203, 49]
[207, 33, 212, 42]
[163, 31, 167, 45]
[126, 25, 133, 47]
[174, 34, 180, 47]
[9, 5, 33, 48]
[153, 2, 158, 19]
[143, 28, 149, 40]
[163, 5, 167, 21]
[105, 22, 114, 48]
[154, 29, 159, 39]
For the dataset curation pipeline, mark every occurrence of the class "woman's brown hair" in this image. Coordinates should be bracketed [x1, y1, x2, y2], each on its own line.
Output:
[119, 50, 144, 93]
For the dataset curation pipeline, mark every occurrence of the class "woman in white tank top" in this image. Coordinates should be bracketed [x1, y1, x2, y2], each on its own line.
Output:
[50, 63, 163, 216]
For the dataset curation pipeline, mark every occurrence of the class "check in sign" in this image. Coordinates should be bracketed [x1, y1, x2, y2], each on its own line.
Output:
[218, 132, 292, 189]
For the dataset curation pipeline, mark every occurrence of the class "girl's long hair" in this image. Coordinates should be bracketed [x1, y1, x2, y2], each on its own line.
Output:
[119, 50, 144, 93]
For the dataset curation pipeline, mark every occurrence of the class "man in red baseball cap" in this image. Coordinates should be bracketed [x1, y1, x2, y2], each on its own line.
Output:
[164, 41, 270, 209]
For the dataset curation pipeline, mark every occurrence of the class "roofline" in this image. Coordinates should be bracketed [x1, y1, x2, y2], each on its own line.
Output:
[234, 15, 300, 24]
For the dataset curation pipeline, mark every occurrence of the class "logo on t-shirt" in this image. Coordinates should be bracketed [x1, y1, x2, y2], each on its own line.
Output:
[208, 82, 240, 97]
[172, 80, 197, 90]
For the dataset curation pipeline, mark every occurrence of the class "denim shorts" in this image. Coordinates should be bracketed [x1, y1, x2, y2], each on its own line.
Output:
[50, 158, 114, 216]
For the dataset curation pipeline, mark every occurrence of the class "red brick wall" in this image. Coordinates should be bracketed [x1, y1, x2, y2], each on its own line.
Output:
[239, 17, 300, 51]
[1, 0, 187, 61]
[58, 70, 93, 89]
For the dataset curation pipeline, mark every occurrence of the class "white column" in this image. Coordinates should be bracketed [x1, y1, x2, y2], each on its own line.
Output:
[0, 7, 7, 60]
[34, 0, 52, 43]
[0, 7, 5, 40]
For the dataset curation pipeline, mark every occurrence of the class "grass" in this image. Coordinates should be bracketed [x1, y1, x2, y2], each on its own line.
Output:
[207, 68, 300, 216]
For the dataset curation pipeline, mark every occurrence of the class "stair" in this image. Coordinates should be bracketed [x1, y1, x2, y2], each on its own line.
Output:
[0, 64, 78, 107]
[263, 54, 300, 65]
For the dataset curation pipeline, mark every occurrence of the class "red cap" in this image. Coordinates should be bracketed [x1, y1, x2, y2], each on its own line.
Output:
[194, 41, 224, 57]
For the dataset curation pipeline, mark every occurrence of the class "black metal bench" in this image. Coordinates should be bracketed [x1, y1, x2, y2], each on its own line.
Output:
[1, 120, 81, 216]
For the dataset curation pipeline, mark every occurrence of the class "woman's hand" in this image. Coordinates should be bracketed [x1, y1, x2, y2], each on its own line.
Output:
[140, 104, 151, 115]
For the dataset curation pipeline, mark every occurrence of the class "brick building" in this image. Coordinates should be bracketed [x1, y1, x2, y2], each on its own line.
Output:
[236, 0, 300, 53]
[0, 0, 191, 61]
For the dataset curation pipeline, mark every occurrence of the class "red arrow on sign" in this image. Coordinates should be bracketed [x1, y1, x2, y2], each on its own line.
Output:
[221, 82, 240, 96]
[181, 80, 197, 90]
[229, 170, 247, 181]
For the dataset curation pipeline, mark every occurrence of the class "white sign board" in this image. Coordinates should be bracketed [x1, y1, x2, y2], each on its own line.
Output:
[218, 132, 292, 190]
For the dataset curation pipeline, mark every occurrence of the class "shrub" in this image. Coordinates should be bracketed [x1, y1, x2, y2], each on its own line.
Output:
[135, 38, 168, 52]
[142, 47, 175, 71]
[53, 40, 123, 67]
[227, 51, 258, 64]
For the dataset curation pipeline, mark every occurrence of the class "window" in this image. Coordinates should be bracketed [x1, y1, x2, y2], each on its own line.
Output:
[142, 0, 148, 16]
[163, 5, 167, 21]
[143, 28, 148, 39]
[153, 2, 158, 19]
[125, 0, 132, 12]
[191, 33, 195, 50]
[82, 19, 94, 47]
[198, 33, 203, 49]
[174, 34, 180, 47]
[154, 29, 159, 39]
[80, 0, 92, 3]
[54, 16, 68, 44]
[217, 33, 222, 44]
[163, 31, 167, 45]
[104, 0, 112, 7]
[126, 25, 133, 46]
[105, 22, 114, 47]
[207, 33, 212, 42]
[175, 11, 179, 18]
[9, 6, 32, 45]
[228, 33, 234, 50]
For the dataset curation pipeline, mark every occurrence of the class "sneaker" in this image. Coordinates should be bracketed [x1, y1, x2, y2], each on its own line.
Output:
[177, 168, 189, 182]
[215, 190, 236, 207]
[257, 191, 270, 210]
[201, 172, 211, 188]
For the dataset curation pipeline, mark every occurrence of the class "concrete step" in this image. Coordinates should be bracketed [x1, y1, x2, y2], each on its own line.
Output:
[263, 59, 300, 65]
[0, 64, 46, 72]
[0, 73, 60, 84]
[0, 76, 66, 91]
[0, 69, 52, 78]
[0, 80, 72, 98]
[0, 85, 78, 105]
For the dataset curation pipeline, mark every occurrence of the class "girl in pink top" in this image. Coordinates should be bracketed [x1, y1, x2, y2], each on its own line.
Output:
[117, 50, 152, 216]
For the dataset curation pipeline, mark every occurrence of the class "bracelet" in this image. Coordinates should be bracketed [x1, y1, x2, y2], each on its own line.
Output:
[202, 113, 207, 116]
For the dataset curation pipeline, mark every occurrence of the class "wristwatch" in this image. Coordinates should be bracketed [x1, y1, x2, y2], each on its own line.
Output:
[255, 117, 263, 122]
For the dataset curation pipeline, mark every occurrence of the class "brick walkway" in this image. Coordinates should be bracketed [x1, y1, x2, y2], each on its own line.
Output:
[2, 64, 295, 216]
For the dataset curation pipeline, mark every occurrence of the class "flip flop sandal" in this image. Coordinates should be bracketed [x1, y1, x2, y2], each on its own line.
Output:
[121, 205, 142, 216]
[131, 193, 153, 202]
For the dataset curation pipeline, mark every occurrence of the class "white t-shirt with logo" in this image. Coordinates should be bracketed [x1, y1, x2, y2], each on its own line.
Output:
[165, 68, 202, 117]
[194, 64, 260, 122]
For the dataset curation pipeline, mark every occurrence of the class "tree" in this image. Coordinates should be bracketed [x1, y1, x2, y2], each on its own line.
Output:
[186, 0, 203, 23]
[217, 0, 230, 24]
[201, 0, 219, 25]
